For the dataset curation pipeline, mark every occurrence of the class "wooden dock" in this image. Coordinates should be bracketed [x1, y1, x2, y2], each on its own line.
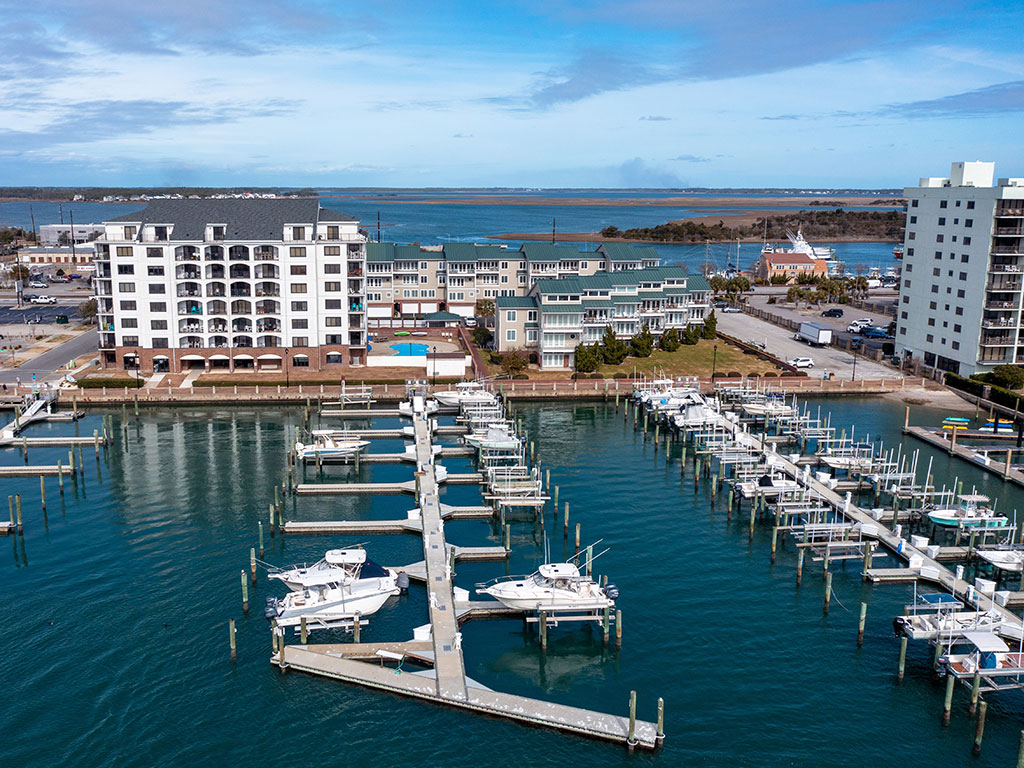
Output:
[295, 481, 417, 495]
[0, 464, 75, 477]
[905, 425, 1024, 488]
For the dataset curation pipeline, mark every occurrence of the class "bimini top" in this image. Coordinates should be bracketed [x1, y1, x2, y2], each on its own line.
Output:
[456, 382, 484, 390]
[964, 631, 1009, 654]
[538, 563, 581, 579]
[325, 549, 367, 566]
[960, 494, 991, 503]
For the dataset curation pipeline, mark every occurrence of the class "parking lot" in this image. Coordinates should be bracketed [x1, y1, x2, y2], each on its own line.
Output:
[0, 303, 80, 324]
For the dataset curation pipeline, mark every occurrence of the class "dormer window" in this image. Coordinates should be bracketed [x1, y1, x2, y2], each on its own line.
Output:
[327, 226, 339, 240]
[123, 226, 137, 239]
[212, 225, 225, 241]
[154, 226, 169, 241]
[293, 226, 305, 241]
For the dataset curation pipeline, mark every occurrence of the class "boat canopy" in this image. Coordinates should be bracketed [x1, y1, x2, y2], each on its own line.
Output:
[921, 593, 961, 606]
[961, 494, 991, 503]
[538, 563, 581, 579]
[325, 549, 367, 565]
[963, 631, 1010, 653]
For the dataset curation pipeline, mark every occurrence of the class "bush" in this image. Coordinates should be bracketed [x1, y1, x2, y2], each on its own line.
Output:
[763, 371, 777, 377]
[727, 371, 741, 378]
[946, 373, 986, 397]
[613, 372, 628, 379]
[76, 377, 143, 389]
[512, 373, 529, 380]
[658, 327, 681, 352]
[589, 373, 604, 379]
[766, 296, 776, 305]
[992, 364, 1024, 390]
[471, 326, 493, 347]
[747, 372, 761, 378]
[629, 324, 655, 358]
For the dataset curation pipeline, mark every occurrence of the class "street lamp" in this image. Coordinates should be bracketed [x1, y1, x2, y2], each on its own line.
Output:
[431, 345, 436, 387]
[851, 352, 857, 382]
[712, 343, 718, 380]
[285, 348, 290, 388]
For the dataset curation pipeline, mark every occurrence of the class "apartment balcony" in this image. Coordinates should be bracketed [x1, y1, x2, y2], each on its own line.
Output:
[980, 334, 1016, 346]
[179, 320, 204, 334]
[99, 333, 116, 350]
[208, 323, 228, 334]
[583, 314, 610, 325]
[176, 268, 201, 280]
[349, 332, 365, 347]
[997, 206, 1024, 217]
[206, 284, 226, 298]
[175, 247, 200, 262]
[254, 288, 280, 298]
[993, 246, 1024, 255]
[982, 318, 1020, 329]
[177, 283, 202, 297]
[987, 279, 1023, 292]
[995, 227, 1024, 236]
[348, 267, 363, 277]
[232, 321, 253, 333]
[253, 246, 278, 261]
[989, 263, 1022, 274]
[986, 299, 1020, 310]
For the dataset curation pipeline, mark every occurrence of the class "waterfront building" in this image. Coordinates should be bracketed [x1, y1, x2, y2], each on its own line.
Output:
[365, 241, 659, 327]
[39, 223, 105, 246]
[495, 266, 711, 370]
[94, 199, 367, 373]
[895, 161, 1024, 376]
[18, 243, 95, 267]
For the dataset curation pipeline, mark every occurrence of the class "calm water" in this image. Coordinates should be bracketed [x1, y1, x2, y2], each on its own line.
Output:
[1, 396, 1022, 767]
[0, 194, 899, 272]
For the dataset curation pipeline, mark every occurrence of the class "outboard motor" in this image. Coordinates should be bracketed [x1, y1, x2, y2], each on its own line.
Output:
[264, 596, 280, 621]
[396, 572, 410, 594]
[604, 583, 620, 600]
[893, 616, 905, 638]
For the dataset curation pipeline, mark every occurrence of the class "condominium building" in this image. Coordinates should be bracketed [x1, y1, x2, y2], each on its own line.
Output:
[94, 198, 367, 372]
[495, 266, 711, 369]
[895, 161, 1024, 376]
[39, 223, 105, 246]
[365, 241, 659, 326]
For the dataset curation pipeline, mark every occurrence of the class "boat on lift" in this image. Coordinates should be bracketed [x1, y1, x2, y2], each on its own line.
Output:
[476, 563, 618, 612]
[938, 632, 1024, 680]
[894, 593, 1006, 640]
[294, 430, 370, 462]
[927, 493, 1008, 528]
[433, 381, 495, 408]
[465, 423, 521, 451]
[977, 548, 1024, 573]
[269, 548, 385, 591]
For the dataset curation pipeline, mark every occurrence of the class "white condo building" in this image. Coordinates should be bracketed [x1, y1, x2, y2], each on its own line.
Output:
[895, 161, 1024, 376]
[95, 199, 368, 373]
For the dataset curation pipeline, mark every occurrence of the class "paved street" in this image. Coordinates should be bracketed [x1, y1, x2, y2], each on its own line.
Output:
[0, 329, 98, 384]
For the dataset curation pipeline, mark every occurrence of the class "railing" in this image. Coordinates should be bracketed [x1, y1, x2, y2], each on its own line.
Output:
[980, 334, 1016, 346]
[986, 300, 1019, 309]
[987, 280, 1023, 291]
[997, 207, 1024, 216]
[993, 246, 1023, 255]
[996, 227, 1024, 236]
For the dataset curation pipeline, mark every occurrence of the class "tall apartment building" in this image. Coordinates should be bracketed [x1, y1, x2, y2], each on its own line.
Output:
[895, 162, 1024, 376]
[95, 199, 367, 373]
[494, 266, 711, 370]
[365, 241, 659, 325]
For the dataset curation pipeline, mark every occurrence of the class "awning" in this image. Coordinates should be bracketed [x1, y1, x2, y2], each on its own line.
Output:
[233, 354, 254, 361]
[180, 354, 204, 361]
[152, 355, 169, 360]
[258, 353, 282, 360]
[293, 354, 309, 359]
[209, 354, 230, 360]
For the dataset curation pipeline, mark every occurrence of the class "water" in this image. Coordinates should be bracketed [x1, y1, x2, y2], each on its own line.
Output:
[0, 192, 900, 272]
[389, 343, 429, 356]
[1, 396, 1022, 767]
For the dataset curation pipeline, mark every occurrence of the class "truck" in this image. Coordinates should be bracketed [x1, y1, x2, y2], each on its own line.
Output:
[796, 321, 833, 347]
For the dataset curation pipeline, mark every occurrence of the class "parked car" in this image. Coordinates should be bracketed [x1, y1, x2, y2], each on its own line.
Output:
[862, 327, 892, 339]
[28, 280, 48, 289]
[787, 357, 814, 369]
[30, 295, 57, 305]
[50, 275, 71, 283]
[463, 317, 477, 328]
[847, 320, 871, 333]
[821, 308, 844, 318]
[712, 301, 728, 309]
[721, 305, 742, 313]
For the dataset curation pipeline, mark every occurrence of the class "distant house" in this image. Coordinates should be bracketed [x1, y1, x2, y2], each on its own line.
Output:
[754, 250, 828, 283]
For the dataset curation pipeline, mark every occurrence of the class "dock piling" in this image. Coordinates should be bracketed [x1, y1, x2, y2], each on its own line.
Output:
[656, 697, 665, 747]
[796, 548, 804, 586]
[539, 610, 548, 650]
[823, 571, 832, 614]
[39, 475, 45, 511]
[770, 526, 778, 562]
[627, 690, 638, 750]
[857, 602, 867, 647]
[574, 523, 580, 556]
[973, 700, 987, 755]
[898, 636, 908, 682]
[943, 670, 955, 725]
[353, 612, 361, 643]
[241, 570, 249, 613]
[300, 616, 308, 644]
[15, 494, 22, 533]
[258, 522, 264, 558]
[57, 461, 63, 494]
[615, 608, 623, 648]
[970, 671, 981, 715]
[229, 618, 236, 660]
[250, 547, 257, 585]
[602, 605, 610, 644]
[269, 503, 276, 537]
[563, 501, 569, 537]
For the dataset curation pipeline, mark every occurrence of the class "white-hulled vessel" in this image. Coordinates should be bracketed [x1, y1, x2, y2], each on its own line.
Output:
[465, 423, 521, 451]
[294, 430, 370, 462]
[476, 563, 618, 612]
[434, 381, 495, 408]
[265, 550, 400, 630]
[269, 548, 381, 591]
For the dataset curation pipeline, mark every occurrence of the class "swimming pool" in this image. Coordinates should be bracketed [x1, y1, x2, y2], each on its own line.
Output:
[389, 343, 429, 356]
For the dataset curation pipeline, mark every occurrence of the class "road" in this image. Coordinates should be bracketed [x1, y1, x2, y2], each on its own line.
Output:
[0, 329, 98, 384]
[716, 311, 895, 381]
[739, 292, 896, 350]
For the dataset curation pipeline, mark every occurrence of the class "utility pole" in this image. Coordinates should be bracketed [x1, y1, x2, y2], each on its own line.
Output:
[70, 209, 77, 266]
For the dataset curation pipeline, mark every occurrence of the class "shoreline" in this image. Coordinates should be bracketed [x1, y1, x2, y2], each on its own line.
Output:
[489, 231, 897, 244]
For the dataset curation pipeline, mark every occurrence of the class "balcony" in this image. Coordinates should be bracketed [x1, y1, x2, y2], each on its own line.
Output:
[980, 334, 1016, 346]
[982, 318, 1019, 329]
[993, 246, 1024, 255]
[175, 246, 200, 262]
[986, 300, 1019, 309]
[989, 264, 1022, 274]
[996, 227, 1024, 236]
[348, 267, 363, 277]
[254, 246, 278, 261]
[997, 206, 1024, 217]
[987, 279, 1023, 292]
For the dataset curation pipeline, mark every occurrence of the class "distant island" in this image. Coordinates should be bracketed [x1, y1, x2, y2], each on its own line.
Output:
[0, 187, 317, 202]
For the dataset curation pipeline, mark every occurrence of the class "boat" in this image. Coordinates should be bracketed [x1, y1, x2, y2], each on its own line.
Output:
[670, 394, 717, 429]
[979, 419, 1015, 435]
[398, 398, 439, 417]
[434, 381, 495, 408]
[736, 472, 801, 499]
[294, 431, 370, 462]
[265, 553, 400, 630]
[761, 228, 843, 277]
[269, 548, 386, 591]
[465, 423, 521, 451]
[938, 632, 1024, 680]
[977, 548, 1024, 573]
[894, 593, 1005, 641]
[476, 563, 618, 612]
[927, 494, 1008, 528]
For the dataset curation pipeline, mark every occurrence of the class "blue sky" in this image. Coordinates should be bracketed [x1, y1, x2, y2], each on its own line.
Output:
[1, 0, 1022, 188]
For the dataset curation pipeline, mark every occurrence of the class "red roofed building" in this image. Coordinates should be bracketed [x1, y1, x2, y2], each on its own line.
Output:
[755, 250, 829, 283]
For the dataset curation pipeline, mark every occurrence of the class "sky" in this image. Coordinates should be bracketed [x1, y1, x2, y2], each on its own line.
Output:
[1, 0, 1022, 189]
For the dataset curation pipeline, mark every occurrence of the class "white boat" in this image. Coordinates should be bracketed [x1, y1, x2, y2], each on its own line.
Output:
[465, 424, 521, 451]
[939, 632, 1024, 680]
[265, 555, 400, 630]
[818, 454, 876, 472]
[896, 608, 1005, 641]
[398, 398, 439, 417]
[927, 494, 1008, 528]
[269, 548, 383, 591]
[978, 549, 1024, 573]
[736, 473, 801, 499]
[476, 563, 618, 612]
[434, 381, 495, 408]
[294, 431, 370, 462]
[671, 398, 717, 429]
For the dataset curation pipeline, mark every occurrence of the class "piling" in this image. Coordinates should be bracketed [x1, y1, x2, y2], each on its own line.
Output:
[6, 495, 11, 530]
[39, 475, 45, 511]
[973, 700, 987, 755]
[15, 494, 22, 533]
[627, 690, 638, 750]
[545, 468, 550, 492]
[241, 570, 249, 613]
[503, 523, 511, 552]
[274, 485, 280, 511]
[22, 435, 28, 463]
[970, 671, 981, 715]
[574, 523, 581, 556]
[615, 609, 623, 648]
[770, 526, 778, 562]
[269, 503, 276, 537]
[602, 605, 610, 644]
[258, 522, 265, 558]
[352, 612, 362, 643]
[862, 543, 873, 580]
[553, 486, 559, 515]
[823, 571, 832, 614]
[749, 505, 756, 541]
[857, 602, 867, 647]
[898, 635, 908, 681]
[539, 611, 548, 650]
[68, 449, 74, 475]
[796, 548, 804, 586]
[250, 547, 257, 585]
[78, 444, 84, 475]
[943, 671, 955, 725]
[656, 697, 665, 747]
[94, 429, 99, 457]
[300, 616, 308, 644]
[57, 461, 64, 494]
[1016, 730, 1024, 768]
[585, 545, 593, 577]
[228, 618, 237, 660]
[563, 501, 569, 537]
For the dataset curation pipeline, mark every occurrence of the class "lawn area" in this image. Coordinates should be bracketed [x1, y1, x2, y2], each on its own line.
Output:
[482, 338, 784, 380]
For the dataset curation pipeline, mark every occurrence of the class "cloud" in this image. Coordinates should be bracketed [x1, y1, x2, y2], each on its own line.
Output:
[452, 133, 473, 139]
[669, 154, 712, 163]
[525, 51, 672, 107]
[640, 115, 671, 121]
[611, 158, 682, 187]
[888, 79, 1024, 116]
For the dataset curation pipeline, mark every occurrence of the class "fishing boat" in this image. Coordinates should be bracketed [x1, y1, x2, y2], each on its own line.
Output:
[938, 632, 1024, 680]
[265, 554, 400, 630]
[979, 419, 1015, 435]
[977, 548, 1024, 573]
[434, 381, 495, 408]
[465, 423, 521, 451]
[476, 563, 618, 612]
[294, 431, 370, 462]
[927, 494, 1008, 528]
[670, 395, 717, 429]
[269, 548, 386, 591]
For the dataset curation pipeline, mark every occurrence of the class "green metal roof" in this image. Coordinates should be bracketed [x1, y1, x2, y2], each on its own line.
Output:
[495, 296, 538, 309]
[423, 311, 462, 322]
[539, 304, 584, 314]
[599, 242, 661, 262]
[442, 243, 507, 262]
[582, 299, 614, 309]
[519, 243, 586, 262]
[525, 321, 539, 328]
[366, 242, 395, 262]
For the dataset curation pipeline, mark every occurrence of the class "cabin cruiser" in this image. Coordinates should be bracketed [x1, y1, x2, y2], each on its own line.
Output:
[294, 431, 370, 462]
[477, 563, 618, 612]
[927, 494, 1008, 528]
[265, 551, 400, 630]
[433, 381, 495, 408]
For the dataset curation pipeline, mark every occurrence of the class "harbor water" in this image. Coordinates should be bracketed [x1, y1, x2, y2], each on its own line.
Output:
[2, 395, 1023, 766]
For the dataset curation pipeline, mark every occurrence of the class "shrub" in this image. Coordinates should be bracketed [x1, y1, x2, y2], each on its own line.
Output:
[702, 310, 717, 339]
[512, 373, 529, 380]
[613, 372, 628, 379]
[992, 364, 1024, 390]
[766, 296, 777, 305]
[727, 371, 741, 378]
[747, 372, 761, 378]
[589, 373, 604, 379]
[763, 371, 777, 377]
[600, 326, 629, 365]
[629, 324, 655, 358]
[76, 377, 143, 389]
[658, 327, 680, 353]
[471, 327, 493, 347]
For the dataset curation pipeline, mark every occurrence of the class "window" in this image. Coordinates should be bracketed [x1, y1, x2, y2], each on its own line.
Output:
[927, 318, 935, 326]
[290, 264, 307, 276]
[123, 226, 136, 239]
[910, 216, 917, 224]
[931, 285, 938, 293]
[901, 311, 908, 319]
[116, 246, 133, 258]
[956, 289, 965, 298]
[420, 276, 428, 284]
[967, 201, 975, 209]
[926, 334, 934, 342]
[940, 200, 947, 208]
[152, 337, 168, 348]
[902, 296, 909, 304]
[959, 272, 967, 280]
[118, 282, 135, 293]
[122, 336, 139, 346]
[292, 319, 308, 329]
[148, 284, 165, 294]
[911, 199, 919, 207]
[929, 301, 937, 310]
[952, 341, 960, 350]
[501, 275, 508, 284]
[955, 306, 964, 315]
[505, 329, 517, 341]
[325, 299, 342, 310]
[907, 248, 914, 256]
[117, 264, 135, 275]
[963, 237, 971, 245]
[291, 283, 307, 293]
[327, 226, 339, 239]
[324, 263, 341, 274]
[965, 219, 973, 227]
[151, 320, 167, 330]
[292, 337, 309, 348]
[938, 217, 946, 225]
[908, 232, 915, 240]
[934, 251, 942, 260]
[961, 254, 969, 263]
[527, 310, 538, 322]
[147, 265, 164, 276]
[147, 247, 162, 258]
[122, 318, 138, 328]
[325, 317, 342, 327]
[292, 226, 305, 240]
[324, 282, 341, 292]
[527, 329, 538, 342]
[953, 324, 961, 333]
[936, 234, 944, 242]
[900, 326, 907, 335]
[906, 264, 913, 272]
[150, 302, 166, 312]
[420, 262, 427, 270]
[291, 301, 308, 312]
[289, 247, 306, 258]
[506, 310, 517, 322]
[324, 246, 341, 256]
[932, 268, 940, 276]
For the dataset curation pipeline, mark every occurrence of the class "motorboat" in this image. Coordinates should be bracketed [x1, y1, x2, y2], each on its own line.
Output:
[741, 396, 795, 418]
[465, 423, 521, 451]
[398, 398, 439, 417]
[978, 548, 1024, 573]
[927, 494, 1008, 528]
[269, 548, 384, 591]
[294, 431, 370, 462]
[265, 553, 400, 630]
[433, 381, 495, 408]
[938, 632, 1024, 680]
[671, 397, 717, 430]
[476, 563, 618, 612]
[894, 593, 1005, 641]
[736, 472, 801, 499]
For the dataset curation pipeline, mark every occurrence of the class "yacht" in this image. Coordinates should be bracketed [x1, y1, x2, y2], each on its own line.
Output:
[927, 494, 1008, 528]
[433, 381, 495, 408]
[477, 563, 618, 612]
[294, 431, 370, 462]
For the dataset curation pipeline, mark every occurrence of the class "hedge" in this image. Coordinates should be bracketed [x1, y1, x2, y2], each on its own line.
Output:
[192, 377, 464, 388]
[77, 377, 143, 389]
[948, 372, 1022, 410]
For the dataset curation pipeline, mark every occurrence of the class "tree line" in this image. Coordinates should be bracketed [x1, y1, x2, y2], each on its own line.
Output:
[574, 313, 716, 372]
